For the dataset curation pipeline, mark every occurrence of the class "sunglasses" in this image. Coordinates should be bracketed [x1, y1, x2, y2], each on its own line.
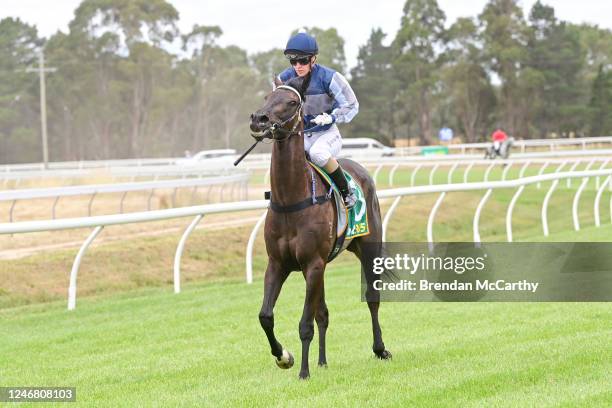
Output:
[288, 56, 311, 66]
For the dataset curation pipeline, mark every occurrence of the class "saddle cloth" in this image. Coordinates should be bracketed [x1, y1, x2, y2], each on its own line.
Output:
[308, 162, 370, 261]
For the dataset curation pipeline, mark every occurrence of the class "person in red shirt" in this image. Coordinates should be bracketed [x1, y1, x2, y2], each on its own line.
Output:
[491, 129, 508, 154]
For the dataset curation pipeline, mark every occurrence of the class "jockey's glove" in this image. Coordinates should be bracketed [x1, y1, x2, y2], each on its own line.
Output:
[311, 113, 335, 126]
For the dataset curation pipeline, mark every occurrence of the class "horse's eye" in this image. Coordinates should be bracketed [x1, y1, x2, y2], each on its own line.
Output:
[289, 100, 297, 106]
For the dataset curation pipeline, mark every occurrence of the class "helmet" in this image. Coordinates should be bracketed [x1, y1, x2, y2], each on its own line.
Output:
[284, 33, 318, 57]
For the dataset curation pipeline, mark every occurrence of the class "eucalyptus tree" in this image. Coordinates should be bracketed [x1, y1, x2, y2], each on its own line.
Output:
[392, 0, 447, 144]
[0, 18, 42, 163]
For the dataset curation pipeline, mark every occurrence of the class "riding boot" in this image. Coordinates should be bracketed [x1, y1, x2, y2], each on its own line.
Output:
[329, 166, 357, 209]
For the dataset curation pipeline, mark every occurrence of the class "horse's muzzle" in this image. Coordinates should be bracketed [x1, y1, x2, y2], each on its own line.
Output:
[250, 111, 273, 139]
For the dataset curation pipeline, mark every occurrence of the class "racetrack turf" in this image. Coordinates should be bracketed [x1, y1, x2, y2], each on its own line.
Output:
[1, 263, 610, 407]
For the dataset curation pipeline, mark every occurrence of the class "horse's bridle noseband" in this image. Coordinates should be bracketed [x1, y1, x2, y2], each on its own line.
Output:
[251, 85, 303, 142]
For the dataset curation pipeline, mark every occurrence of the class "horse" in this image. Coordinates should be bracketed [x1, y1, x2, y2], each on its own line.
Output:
[249, 74, 392, 379]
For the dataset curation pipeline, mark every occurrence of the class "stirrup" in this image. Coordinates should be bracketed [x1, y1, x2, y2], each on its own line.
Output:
[343, 190, 357, 209]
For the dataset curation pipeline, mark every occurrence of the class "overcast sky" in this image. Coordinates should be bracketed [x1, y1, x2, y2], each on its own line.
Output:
[3, 0, 611, 69]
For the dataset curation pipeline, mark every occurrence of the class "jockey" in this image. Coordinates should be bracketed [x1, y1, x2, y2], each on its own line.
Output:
[492, 128, 508, 153]
[278, 32, 359, 208]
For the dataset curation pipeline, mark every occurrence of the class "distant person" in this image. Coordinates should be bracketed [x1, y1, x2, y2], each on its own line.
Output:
[184, 150, 191, 158]
[491, 129, 508, 154]
[438, 127, 453, 143]
[278, 32, 359, 208]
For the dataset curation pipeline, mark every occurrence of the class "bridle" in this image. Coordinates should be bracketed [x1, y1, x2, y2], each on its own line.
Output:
[251, 85, 303, 142]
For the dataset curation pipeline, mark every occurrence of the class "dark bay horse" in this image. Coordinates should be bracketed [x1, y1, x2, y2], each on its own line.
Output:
[249, 75, 391, 379]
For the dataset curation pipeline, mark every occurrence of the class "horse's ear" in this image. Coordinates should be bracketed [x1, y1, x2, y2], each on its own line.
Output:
[299, 73, 311, 99]
[273, 74, 283, 89]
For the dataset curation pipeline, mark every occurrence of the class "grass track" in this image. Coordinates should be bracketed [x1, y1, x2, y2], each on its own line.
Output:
[1, 263, 610, 406]
[2, 162, 612, 405]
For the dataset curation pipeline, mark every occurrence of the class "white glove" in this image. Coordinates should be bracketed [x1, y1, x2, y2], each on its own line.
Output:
[312, 113, 334, 126]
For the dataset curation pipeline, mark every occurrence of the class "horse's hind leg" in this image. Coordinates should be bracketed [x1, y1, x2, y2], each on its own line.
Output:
[315, 284, 329, 367]
[357, 240, 392, 360]
[298, 258, 325, 379]
[259, 259, 292, 368]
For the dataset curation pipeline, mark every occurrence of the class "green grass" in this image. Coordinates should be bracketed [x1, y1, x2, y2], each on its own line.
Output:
[1, 163, 611, 405]
[1, 264, 610, 406]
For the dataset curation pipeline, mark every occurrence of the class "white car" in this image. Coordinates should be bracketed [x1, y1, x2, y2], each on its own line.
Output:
[339, 138, 394, 159]
[177, 149, 238, 166]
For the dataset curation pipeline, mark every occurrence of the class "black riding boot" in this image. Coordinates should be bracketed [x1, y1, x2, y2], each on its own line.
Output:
[329, 166, 357, 209]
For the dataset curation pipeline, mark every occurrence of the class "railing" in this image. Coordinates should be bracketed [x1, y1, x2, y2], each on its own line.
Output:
[0, 173, 249, 222]
[1, 169, 610, 310]
[395, 136, 612, 155]
[370, 157, 610, 187]
[2, 136, 612, 174]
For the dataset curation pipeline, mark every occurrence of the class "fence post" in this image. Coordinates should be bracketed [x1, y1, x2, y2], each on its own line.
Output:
[68, 226, 104, 310]
[389, 164, 400, 187]
[429, 164, 439, 185]
[541, 179, 560, 236]
[572, 177, 590, 231]
[473, 189, 492, 243]
[536, 162, 550, 189]
[410, 164, 422, 187]
[506, 186, 525, 242]
[447, 162, 459, 184]
[246, 211, 268, 284]
[594, 176, 611, 227]
[373, 164, 384, 186]
[173, 214, 204, 294]
[483, 163, 495, 182]
[427, 192, 446, 252]
[463, 162, 475, 183]
[382, 196, 402, 242]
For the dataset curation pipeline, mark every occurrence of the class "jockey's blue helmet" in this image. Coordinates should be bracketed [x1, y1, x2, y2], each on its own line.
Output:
[284, 32, 318, 56]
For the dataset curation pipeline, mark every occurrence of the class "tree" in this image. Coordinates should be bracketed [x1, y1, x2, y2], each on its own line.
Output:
[251, 48, 287, 85]
[479, 0, 529, 137]
[589, 65, 612, 135]
[67, 0, 179, 157]
[523, 1, 586, 137]
[182, 25, 223, 151]
[392, 0, 446, 144]
[0, 18, 42, 163]
[443, 18, 496, 142]
[348, 28, 399, 143]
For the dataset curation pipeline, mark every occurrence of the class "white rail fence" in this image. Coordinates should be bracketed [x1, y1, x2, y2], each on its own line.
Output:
[3, 148, 611, 187]
[2, 136, 611, 172]
[0, 173, 250, 222]
[0, 164, 246, 186]
[370, 157, 610, 187]
[395, 136, 612, 155]
[1, 169, 611, 310]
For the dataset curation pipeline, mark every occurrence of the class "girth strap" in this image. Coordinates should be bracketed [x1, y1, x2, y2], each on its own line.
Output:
[269, 194, 330, 213]
[265, 167, 333, 213]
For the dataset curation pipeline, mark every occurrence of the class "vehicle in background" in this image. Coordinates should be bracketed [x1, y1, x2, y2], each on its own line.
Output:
[176, 149, 238, 166]
[339, 138, 394, 159]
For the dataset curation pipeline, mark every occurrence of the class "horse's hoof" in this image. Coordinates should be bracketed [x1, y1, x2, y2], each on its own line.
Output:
[275, 349, 294, 369]
[318, 362, 328, 368]
[299, 371, 310, 380]
[375, 349, 392, 360]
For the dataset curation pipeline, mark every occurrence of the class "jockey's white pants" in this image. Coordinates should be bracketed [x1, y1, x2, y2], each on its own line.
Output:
[304, 124, 342, 167]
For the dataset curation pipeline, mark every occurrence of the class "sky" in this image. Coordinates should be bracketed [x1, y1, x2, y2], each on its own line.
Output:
[2, 0, 612, 70]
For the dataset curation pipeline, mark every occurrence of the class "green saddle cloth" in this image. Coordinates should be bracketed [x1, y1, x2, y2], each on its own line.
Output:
[308, 162, 370, 242]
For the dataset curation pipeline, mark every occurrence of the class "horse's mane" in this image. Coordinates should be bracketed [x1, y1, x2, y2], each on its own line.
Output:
[285, 74, 311, 100]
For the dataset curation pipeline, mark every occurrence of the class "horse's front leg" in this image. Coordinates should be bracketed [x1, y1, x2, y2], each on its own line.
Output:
[259, 259, 292, 368]
[315, 283, 329, 367]
[298, 258, 325, 379]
